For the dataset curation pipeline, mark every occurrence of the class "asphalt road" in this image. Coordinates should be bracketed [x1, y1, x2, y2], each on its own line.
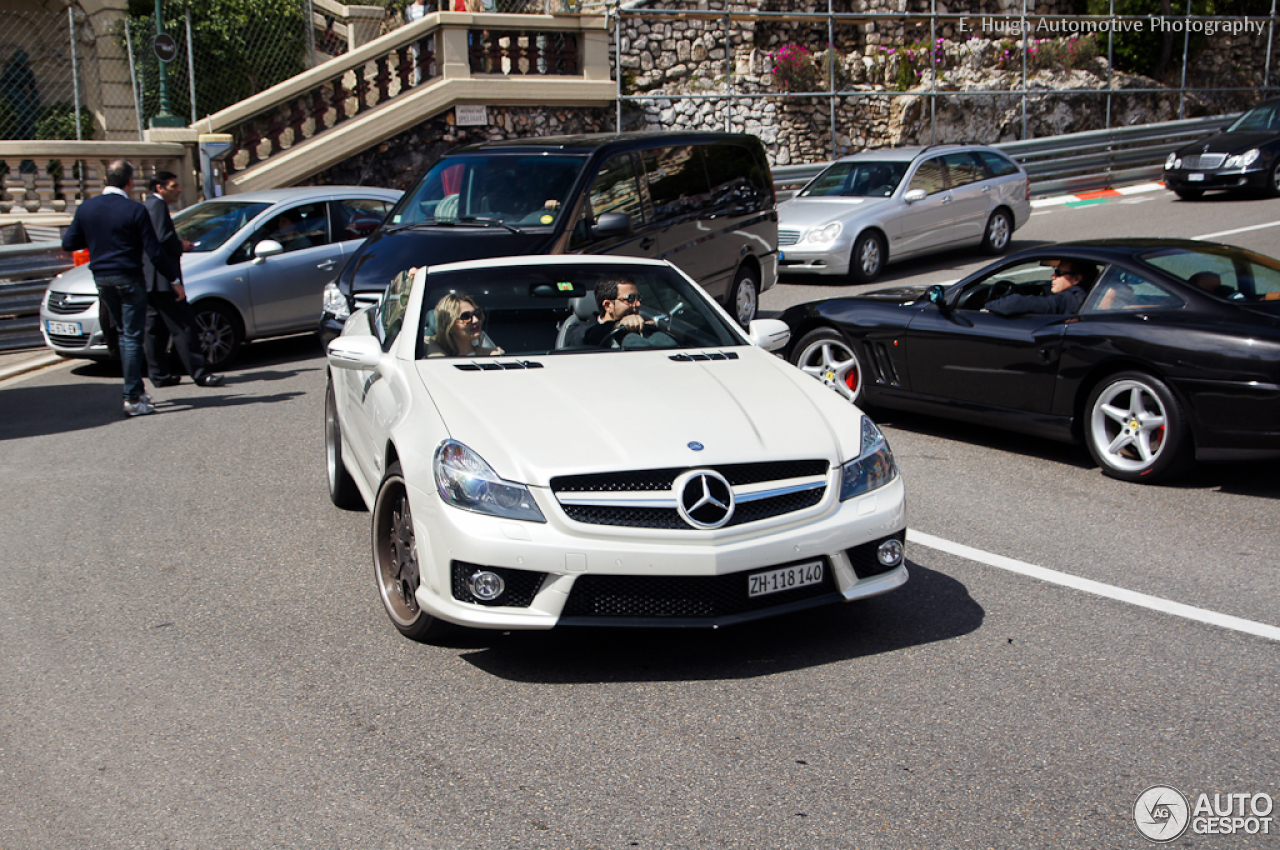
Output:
[1, 186, 1278, 849]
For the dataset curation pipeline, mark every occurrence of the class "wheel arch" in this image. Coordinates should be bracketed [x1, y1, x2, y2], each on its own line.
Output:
[780, 316, 845, 361]
[857, 225, 890, 261]
[1069, 358, 1200, 448]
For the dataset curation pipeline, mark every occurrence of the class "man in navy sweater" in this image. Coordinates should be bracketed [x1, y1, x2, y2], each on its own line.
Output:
[62, 160, 181, 416]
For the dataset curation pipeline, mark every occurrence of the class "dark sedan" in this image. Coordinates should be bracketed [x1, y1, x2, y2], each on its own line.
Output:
[780, 240, 1280, 483]
[1163, 97, 1280, 199]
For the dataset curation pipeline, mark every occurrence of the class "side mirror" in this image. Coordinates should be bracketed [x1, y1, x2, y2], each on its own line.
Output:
[747, 318, 791, 352]
[903, 189, 927, 204]
[253, 239, 284, 264]
[590, 212, 631, 240]
[926, 284, 949, 313]
[327, 335, 384, 370]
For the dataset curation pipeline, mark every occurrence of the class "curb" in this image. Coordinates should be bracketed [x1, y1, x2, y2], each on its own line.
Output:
[0, 351, 65, 382]
[1032, 182, 1167, 208]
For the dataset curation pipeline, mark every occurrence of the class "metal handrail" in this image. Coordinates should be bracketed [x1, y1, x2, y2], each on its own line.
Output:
[771, 112, 1237, 200]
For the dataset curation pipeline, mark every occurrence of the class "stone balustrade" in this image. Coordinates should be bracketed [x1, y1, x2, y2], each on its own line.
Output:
[0, 142, 193, 226]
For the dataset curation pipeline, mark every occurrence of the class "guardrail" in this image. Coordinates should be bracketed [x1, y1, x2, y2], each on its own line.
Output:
[0, 241, 74, 352]
[770, 112, 1236, 200]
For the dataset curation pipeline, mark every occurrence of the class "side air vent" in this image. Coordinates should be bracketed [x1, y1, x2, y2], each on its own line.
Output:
[453, 361, 545, 371]
[668, 351, 740, 362]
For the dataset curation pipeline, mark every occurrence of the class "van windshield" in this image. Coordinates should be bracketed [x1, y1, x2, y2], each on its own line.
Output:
[388, 153, 589, 230]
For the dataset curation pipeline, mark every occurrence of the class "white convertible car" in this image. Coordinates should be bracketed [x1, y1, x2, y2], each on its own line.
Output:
[325, 255, 907, 642]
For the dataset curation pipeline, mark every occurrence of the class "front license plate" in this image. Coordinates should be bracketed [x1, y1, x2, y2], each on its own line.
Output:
[46, 320, 81, 336]
[1188, 172, 1205, 182]
[748, 560, 824, 598]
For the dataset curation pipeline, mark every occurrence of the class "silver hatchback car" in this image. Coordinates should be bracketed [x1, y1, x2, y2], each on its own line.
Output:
[41, 186, 401, 369]
[777, 144, 1031, 282]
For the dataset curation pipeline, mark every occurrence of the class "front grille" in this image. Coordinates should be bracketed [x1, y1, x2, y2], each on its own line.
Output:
[552, 460, 830, 530]
[778, 229, 801, 246]
[847, 532, 906, 579]
[1182, 153, 1226, 170]
[46, 332, 91, 347]
[45, 292, 97, 316]
[450, 562, 544, 607]
[561, 559, 838, 620]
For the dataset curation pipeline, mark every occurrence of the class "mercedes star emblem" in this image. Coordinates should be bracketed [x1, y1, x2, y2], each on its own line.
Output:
[674, 470, 735, 529]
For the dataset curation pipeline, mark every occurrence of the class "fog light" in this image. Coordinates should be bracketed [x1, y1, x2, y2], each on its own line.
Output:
[877, 538, 904, 568]
[468, 570, 505, 602]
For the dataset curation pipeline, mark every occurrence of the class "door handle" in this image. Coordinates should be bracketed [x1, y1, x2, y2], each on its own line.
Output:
[940, 196, 952, 205]
[317, 258, 337, 270]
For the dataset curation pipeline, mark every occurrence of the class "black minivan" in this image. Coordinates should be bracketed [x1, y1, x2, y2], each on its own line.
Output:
[319, 132, 778, 337]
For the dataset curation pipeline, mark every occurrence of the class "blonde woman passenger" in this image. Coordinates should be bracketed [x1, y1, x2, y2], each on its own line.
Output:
[427, 292, 503, 357]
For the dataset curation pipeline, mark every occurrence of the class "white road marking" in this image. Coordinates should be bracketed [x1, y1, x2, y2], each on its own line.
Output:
[1195, 220, 1280, 240]
[907, 529, 1280, 643]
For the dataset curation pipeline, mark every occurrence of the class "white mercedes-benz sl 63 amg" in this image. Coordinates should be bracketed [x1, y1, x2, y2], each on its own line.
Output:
[325, 255, 907, 642]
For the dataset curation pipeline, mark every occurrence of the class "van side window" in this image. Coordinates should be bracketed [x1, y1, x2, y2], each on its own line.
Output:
[703, 142, 769, 214]
[641, 145, 713, 222]
[570, 153, 643, 248]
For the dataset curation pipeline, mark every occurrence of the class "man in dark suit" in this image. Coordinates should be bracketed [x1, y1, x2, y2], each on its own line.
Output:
[62, 160, 181, 416]
[142, 171, 222, 388]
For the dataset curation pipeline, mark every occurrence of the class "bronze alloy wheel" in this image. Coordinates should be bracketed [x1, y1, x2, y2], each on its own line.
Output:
[372, 463, 449, 641]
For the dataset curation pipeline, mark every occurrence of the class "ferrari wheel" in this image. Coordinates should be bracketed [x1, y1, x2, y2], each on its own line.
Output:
[372, 462, 450, 642]
[1085, 371, 1191, 483]
[790, 328, 864, 406]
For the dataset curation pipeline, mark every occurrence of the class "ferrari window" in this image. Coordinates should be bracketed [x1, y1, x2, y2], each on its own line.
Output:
[954, 260, 1054, 311]
[376, 268, 414, 346]
[1088, 267, 1185, 312]
[1141, 244, 1280, 301]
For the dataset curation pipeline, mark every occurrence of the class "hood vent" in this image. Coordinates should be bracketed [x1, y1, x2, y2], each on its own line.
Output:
[669, 351, 740, 362]
[453, 360, 544, 371]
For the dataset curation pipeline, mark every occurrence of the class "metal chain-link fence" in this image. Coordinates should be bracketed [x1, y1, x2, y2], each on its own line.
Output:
[0, 7, 94, 142]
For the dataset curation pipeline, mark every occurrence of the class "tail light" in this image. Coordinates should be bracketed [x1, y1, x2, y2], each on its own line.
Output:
[1024, 179, 1031, 201]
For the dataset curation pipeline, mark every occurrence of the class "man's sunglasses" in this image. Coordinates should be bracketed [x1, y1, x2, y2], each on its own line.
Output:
[613, 293, 641, 304]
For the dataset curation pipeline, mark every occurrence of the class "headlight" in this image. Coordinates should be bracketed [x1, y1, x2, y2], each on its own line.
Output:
[433, 440, 546, 522]
[839, 417, 898, 500]
[805, 222, 843, 244]
[1164, 153, 1179, 170]
[1224, 149, 1260, 169]
[322, 282, 350, 321]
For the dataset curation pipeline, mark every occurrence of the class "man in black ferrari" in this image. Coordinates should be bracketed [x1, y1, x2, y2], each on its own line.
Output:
[985, 260, 1095, 316]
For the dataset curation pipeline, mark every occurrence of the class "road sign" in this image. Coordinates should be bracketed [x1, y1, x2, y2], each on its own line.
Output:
[153, 33, 178, 63]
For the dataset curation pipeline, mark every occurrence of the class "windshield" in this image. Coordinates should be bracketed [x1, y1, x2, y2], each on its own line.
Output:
[1226, 103, 1280, 133]
[800, 161, 909, 198]
[1141, 245, 1280, 303]
[389, 153, 589, 229]
[412, 263, 744, 358]
[174, 201, 271, 252]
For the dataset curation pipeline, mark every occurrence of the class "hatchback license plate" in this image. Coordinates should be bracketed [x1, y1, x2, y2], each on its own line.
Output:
[748, 560, 824, 597]
[46, 320, 81, 336]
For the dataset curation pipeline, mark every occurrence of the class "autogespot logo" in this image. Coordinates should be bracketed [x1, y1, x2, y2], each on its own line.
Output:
[1135, 785, 1190, 842]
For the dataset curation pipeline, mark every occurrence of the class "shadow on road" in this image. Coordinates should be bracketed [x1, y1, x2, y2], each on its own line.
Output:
[0, 335, 323, 442]
[454, 562, 982, 683]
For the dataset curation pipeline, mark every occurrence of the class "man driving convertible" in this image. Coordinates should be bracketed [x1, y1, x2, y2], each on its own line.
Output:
[582, 276, 676, 348]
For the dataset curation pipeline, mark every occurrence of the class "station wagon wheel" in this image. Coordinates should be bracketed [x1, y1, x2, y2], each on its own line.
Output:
[729, 266, 759, 327]
[372, 462, 450, 642]
[325, 376, 363, 509]
[1085, 371, 1191, 483]
[981, 209, 1013, 254]
[193, 302, 242, 370]
[849, 231, 885, 283]
[790, 328, 864, 405]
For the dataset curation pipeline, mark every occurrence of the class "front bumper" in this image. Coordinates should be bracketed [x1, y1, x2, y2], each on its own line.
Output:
[1164, 166, 1269, 193]
[777, 244, 852, 276]
[39, 302, 114, 359]
[408, 474, 908, 630]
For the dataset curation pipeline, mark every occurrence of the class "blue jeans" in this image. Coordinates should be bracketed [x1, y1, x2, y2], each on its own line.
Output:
[95, 274, 148, 400]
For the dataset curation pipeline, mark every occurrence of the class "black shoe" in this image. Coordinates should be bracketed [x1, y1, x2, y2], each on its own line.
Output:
[195, 374, 224, 387]
[151, 376, 181, 387]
